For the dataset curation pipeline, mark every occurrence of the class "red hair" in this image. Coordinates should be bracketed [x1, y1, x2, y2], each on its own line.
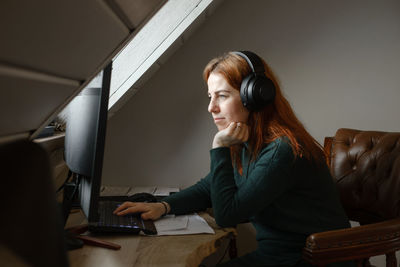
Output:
[203, 52, 326, 174]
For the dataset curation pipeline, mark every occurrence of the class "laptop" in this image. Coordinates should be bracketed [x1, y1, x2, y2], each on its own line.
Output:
[90, 196, 157, 235]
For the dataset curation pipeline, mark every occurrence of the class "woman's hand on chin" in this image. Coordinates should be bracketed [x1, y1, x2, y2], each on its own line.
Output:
[212, 122, 249, 148]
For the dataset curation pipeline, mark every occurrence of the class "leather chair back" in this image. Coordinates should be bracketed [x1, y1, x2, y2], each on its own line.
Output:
[326, 128, 400, 225]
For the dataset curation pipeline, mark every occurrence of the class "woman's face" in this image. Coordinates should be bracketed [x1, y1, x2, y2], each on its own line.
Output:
[207, 72, 249, 131]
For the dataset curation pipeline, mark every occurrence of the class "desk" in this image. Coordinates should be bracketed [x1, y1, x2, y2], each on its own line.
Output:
[66, 209, 237, 267]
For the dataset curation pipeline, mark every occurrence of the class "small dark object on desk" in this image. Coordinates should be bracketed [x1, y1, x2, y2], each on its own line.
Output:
[36, 125, 55, 138]
[128, 192, 158, 203]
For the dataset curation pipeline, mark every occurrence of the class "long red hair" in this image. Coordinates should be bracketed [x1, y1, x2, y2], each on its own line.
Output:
[203, 52, 326, 174]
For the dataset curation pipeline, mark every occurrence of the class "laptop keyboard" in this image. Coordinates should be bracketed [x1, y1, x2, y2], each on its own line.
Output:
[94, 200, 157, 235]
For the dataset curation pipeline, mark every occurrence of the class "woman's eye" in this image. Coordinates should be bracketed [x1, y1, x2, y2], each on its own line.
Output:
[219, 94, 227, 99]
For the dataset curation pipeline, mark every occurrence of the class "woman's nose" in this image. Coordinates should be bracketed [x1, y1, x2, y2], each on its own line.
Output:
[208, 99, 219, 113]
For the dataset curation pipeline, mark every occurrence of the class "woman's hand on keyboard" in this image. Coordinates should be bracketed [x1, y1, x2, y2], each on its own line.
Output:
[113, 202, 165, 220]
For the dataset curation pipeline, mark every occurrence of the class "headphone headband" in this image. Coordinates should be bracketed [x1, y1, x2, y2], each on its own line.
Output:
[233, 51, 265, 74]
[232, 50, 276, 111]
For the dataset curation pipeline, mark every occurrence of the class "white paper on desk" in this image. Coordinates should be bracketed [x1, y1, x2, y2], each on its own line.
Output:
[154, 215, 188, 231]
[153, 187, 180, 196]
[154, 213, 215, 236]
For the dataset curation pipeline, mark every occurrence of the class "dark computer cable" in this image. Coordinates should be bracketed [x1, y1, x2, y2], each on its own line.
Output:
[56, 170, 73, 194]
[62, 173, 81, 224]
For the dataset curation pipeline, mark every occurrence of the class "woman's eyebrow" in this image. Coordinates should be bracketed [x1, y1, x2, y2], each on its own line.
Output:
[212, 89, 231, 94]
[208, 89, 232, 96]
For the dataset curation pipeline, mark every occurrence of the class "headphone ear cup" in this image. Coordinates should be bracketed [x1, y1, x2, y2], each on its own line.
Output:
[240, 74, 276, 111]
[252, 75, 276, 107]
[240, 74, 253, 109]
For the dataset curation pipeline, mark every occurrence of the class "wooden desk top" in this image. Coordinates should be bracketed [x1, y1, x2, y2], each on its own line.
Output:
[66, 210, 236, 267]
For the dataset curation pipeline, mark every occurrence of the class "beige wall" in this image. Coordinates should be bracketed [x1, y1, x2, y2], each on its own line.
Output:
[103, 0, 400, 187]
[102, 0, 400, 263]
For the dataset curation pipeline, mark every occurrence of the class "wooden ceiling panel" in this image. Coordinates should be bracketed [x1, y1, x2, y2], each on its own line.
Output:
[0, 0, 129, 80]
[106, 0, 166, 30]
[0, 0, 167, 139]
[0, 70, 77, 137]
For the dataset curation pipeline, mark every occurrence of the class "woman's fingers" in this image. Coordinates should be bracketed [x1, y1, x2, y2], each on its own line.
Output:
[115, 204, 143, 216]
[113, 201, 134, 214]
[233, 122, 248, 142]
[227, 122, 237, 134]
[113, 202, 165, 220]
[212, 122, 249, 148]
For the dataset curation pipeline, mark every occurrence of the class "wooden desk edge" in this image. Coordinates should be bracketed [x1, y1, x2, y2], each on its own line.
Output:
[185, 212, 237, 267]
[67, 210, 237, 267]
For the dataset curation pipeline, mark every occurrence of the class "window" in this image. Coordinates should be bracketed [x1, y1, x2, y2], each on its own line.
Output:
[108, 0, 221, 113]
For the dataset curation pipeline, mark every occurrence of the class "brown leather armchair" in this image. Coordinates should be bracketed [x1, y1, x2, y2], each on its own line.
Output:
[302, 128, 400, 267]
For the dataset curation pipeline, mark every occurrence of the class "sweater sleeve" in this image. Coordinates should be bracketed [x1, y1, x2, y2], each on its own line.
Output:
[210, 139, 296, 227]
[162, 173, 212, 215]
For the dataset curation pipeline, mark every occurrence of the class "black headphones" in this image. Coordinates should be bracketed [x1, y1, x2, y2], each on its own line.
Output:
[233, 51, 276, 111]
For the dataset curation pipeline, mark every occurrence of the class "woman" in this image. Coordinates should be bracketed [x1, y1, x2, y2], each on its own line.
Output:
[114, 51, 352, 266]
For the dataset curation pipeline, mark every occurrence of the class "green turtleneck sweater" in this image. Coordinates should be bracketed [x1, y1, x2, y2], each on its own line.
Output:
[163, 137, 351, 266]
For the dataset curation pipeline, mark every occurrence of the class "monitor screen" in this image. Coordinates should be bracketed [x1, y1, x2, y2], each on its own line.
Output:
[64, 63, 111, 222]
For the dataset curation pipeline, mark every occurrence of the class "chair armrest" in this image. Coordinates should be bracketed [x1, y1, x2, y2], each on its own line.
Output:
[303, 218, 400, 264]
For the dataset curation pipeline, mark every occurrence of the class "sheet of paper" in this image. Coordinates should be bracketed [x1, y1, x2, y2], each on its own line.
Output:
[154, 215, 188, 231]
[153, 187, 180, 196]
[154, 213, 215, 236]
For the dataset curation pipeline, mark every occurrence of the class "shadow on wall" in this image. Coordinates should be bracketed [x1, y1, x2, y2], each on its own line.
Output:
[103, 49, 215, 187]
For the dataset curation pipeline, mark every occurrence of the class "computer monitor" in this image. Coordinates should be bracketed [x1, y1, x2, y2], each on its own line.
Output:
[63, 62, 112, 223]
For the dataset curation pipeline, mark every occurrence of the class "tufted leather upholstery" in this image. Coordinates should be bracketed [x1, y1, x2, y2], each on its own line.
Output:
[303, 128, 400, 266]
[328, 128, 400, 225]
